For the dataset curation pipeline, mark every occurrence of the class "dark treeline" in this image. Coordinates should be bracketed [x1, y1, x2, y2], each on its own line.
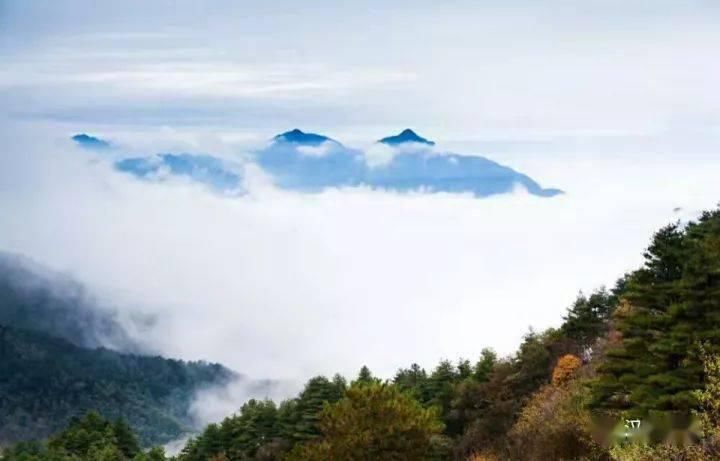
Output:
[0, 325, 233, 447]
[0, 412, 166, 461]
[4, 207, 720, 460]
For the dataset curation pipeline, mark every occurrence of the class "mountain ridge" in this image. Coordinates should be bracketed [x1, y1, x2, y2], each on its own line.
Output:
[272, 129, 340, 146]
[71, 132, 563, 198]
[0, 323, 235, 446]
[379, 129, 435, 146]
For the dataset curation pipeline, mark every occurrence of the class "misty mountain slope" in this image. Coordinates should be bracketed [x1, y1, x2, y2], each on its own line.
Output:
[116, 153, 245, 193]
[0, 251, 146, 352]
[256, 131, 366, 191]
[73, 131, 562, 197]
[256, 129, 563, 197]
[0, 324, 235, 446]
[363, 146, 561, 197]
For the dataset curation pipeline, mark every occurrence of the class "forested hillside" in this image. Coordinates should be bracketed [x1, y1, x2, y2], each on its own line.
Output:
[3, 206, 720, 460]
[0, 254, 237, 447]
[0, 325, 233, 446]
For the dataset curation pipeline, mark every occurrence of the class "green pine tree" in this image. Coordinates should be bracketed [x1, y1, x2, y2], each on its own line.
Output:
[473, 348, 497, 382]
[354, 365, 378, 385]
[591, 210, 720, 414]
[287, 382, 443, 461]
[113, 418, 141, 459]
[288, 376, 346, 442]
[394, 363, 431, 403]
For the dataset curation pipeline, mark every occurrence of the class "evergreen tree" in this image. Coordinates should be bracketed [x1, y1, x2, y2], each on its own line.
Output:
[218, 399, 280, 459]
[591, 210, 720, 414]
[561, 289, 615, 349]
[394, 363, 430, 403]
[191, 423, 224, 459]
[473, 348, 496, 382]
[87, 443, 124, 461]
[331, 373, 348, 393]
[288, 376, 346, 442]
[3, 411, 160, 461]
[457, 359, 472, 380]
[178, 375, 346, 460]
[354, 365, 378, 385]
[427, 360, 460, 435]
[1, 440, 48, 460]
[509, 329, 553, 396]
[287, 382, 443, 461]
[276, 399, 299, 440]
[113, 418, 141, 459]
[133, 447, 167, 461]
[47, 411, 118, 458]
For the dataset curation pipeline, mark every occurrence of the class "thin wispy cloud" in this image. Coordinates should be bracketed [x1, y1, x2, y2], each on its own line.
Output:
[2, 1, 719, 135]
[1, 56, 416, 98]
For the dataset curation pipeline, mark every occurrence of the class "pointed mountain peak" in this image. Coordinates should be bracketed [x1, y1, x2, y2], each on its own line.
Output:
[273, 129, 340, 146]
[378, 129, 435, 146]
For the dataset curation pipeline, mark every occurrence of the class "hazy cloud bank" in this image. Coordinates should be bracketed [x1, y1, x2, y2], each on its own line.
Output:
[2, 124, 719, 388]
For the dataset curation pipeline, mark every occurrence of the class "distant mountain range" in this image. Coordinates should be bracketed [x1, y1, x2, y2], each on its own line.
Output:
[73, 129, 563, 198]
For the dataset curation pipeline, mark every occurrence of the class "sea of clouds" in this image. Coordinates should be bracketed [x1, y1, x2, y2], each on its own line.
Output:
[1, 121, 719, 425]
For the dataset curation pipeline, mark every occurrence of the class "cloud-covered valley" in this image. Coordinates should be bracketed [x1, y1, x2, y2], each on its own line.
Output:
[2, 122, 719, 395]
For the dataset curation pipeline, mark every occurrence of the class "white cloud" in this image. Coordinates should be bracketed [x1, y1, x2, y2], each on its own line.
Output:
[360, 142, 396, 168]
[362, 141, 440, 168]
[2, 123, 719, 391]
[189, 377, 300, 428]
[0, 53, 416, 100]
[296, 141, 338, 157]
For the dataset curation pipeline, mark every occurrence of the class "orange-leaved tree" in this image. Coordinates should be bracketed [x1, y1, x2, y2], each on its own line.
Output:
[552, 354, 583, 387]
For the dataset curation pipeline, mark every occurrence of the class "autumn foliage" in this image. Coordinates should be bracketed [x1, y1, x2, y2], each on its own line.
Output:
[552, 354, 583, 386]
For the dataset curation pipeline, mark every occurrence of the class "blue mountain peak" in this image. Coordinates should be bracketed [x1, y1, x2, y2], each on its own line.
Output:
[75, 128, 562, 199]
[379, 129, 435, 146]
[72, 134, 111, 150]
[273, 129, 339, 146]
